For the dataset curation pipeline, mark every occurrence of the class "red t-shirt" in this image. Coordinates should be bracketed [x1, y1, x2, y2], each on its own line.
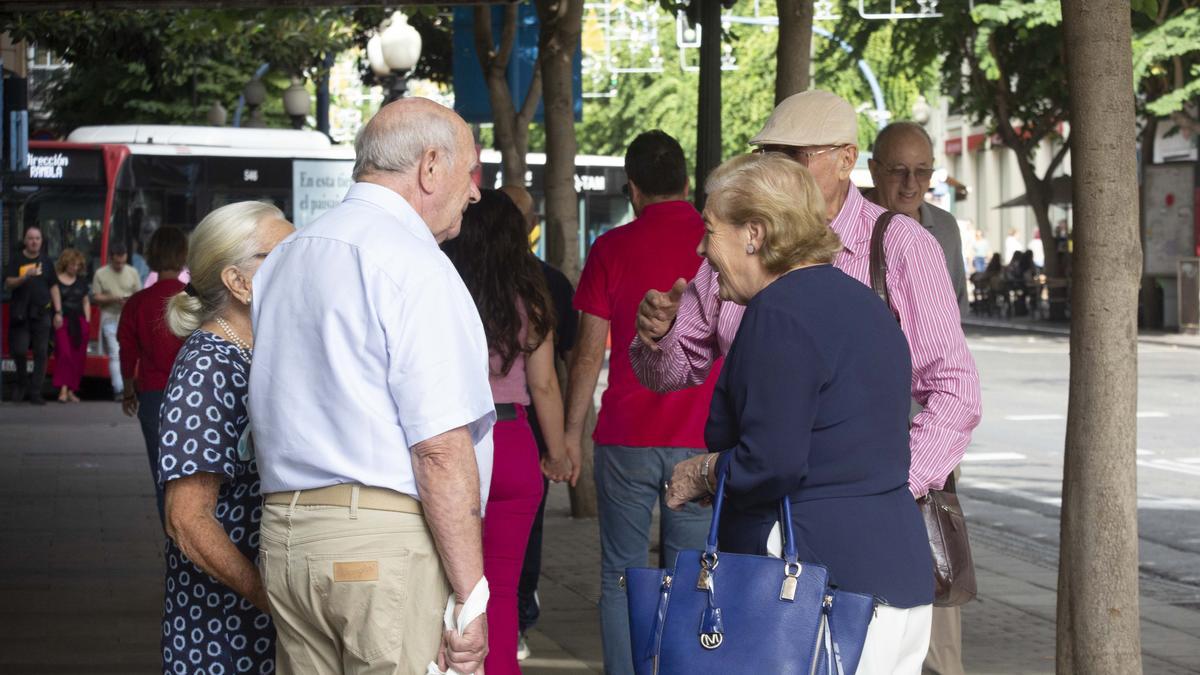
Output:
[117, 278, 187, 392]
[574, 200, 721, 448]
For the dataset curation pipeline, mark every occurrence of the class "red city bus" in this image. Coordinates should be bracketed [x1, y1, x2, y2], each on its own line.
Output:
[2, 125, 355, 384]
[3, 125, 637, 389]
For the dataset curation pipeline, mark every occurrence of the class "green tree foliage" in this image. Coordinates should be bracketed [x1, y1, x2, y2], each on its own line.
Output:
[574, 0, 937, 169]
[1133, 2, 1200, 133]
[0, 8, 420, 133]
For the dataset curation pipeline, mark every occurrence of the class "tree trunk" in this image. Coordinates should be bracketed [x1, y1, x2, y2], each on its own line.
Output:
[1056, 1, 1143, 673]
[475, 5, 542, 187]
[535, 0, 583, 284]
[775, 0, 813, 103]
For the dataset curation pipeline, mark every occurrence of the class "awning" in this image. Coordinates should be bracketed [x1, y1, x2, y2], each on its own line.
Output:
[997, 175, 1073, 209]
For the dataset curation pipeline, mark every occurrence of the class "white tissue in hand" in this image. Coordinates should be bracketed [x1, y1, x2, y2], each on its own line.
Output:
[426, 577, 490, 675]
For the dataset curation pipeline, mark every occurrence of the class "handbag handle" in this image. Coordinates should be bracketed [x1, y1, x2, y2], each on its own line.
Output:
[704, 460, 799, 565]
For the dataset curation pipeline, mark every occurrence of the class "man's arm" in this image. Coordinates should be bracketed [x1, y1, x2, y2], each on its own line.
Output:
[565, 313, 609, 459]
[629, 259, 740, 393]
[411, 426, 484, 602]
[889, 228, 983, 497]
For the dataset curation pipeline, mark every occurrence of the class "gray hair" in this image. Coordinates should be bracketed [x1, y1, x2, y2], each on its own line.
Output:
[166, 201, 284, 337]
[352, 106, 460, 181]
[873, 121, 934, 161]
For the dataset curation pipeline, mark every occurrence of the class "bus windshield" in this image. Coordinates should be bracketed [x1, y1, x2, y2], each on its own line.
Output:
[3, 186, 107, 288]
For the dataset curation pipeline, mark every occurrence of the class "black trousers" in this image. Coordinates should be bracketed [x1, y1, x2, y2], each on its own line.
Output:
[519, 402, 551, 633]
[9, 315, 51, 400]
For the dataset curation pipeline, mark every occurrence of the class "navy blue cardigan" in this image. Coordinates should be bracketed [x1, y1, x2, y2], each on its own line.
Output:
[709, 265, 933, 608]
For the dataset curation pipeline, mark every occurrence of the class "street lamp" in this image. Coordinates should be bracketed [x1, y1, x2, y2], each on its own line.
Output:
[911, 95, 932, 125]
[368, 11, 423, 105]
[282, 77, 311, 130]
[243, 78, 267, 128]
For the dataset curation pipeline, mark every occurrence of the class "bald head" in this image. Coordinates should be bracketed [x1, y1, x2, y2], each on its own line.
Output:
[353, 97, 469, 181]
[499, 184, 537, 234]
[873, 121, 934, 164]
[869, 121, 935, 221]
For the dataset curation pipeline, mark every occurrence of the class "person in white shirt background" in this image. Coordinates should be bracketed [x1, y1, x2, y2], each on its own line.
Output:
[250, 98, 492, 675]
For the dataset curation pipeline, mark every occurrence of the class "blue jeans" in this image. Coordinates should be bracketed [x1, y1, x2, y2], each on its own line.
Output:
[101, 318, 123, 393]
[595, 445, 710, 675]
[137, 390, 166, 529]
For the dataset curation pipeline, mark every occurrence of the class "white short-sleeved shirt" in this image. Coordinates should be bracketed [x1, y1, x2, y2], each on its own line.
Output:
[249, 182, 496, 506]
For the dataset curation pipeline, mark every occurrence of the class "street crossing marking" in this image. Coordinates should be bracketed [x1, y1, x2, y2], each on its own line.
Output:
[1136, 411, 1170, 418]
[1003, 414, 1064, 421]
[1136, 449, 1156, 456]
[962, 452, 1026, 462]
[1138, 459, 1200, 478]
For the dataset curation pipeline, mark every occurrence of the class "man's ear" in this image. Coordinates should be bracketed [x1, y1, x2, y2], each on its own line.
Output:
[416, 147, 440, 195]
[839, 146, 860, 182]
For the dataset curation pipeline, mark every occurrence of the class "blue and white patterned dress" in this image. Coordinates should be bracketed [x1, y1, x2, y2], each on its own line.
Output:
[157, 330, 275, 675]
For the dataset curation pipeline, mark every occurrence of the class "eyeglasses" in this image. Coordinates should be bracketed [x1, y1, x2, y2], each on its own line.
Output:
[884, 166, 935, 182]
[755, 144, 846, 166]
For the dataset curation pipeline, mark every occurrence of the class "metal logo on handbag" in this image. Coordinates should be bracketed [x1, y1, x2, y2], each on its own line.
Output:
[623, 465, 876, 675]
[869, 211, 978, 608]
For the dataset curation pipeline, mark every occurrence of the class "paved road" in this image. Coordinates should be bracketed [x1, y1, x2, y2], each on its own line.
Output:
[961, 326, 1200, 596]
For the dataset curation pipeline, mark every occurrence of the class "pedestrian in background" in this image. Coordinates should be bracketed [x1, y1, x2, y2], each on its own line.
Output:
[444, 189, 576, 675]
[49, 248, 90, 403]
[499, 183, 579, 663]
[566, 130, 718, 674]
[118, 225, 188, 527]
[91, 242, 142, 400]
[867, 121, 968, 312]
[971, 229, 989, 274]
[157, 201, 294, 675]
[4, 225, 55, 405]
[250, 99, 492, 675]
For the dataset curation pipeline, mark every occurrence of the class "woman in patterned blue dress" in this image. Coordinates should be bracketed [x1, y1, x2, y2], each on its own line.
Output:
[157, 201, 294, 675]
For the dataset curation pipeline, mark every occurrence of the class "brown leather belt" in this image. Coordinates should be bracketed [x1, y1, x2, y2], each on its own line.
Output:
[263, 484, 423, 515]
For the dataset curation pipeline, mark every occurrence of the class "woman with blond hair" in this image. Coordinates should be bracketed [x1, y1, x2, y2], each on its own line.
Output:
[156, 201, 293, 675]
[666, 153, 934, 674]
[49, 248, 89, 403]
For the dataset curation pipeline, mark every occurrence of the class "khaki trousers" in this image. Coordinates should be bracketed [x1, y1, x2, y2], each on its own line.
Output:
[922, 605, 964, 675]
[259, 500, 451, 675]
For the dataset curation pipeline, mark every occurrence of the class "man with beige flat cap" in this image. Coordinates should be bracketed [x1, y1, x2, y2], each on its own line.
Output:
[631, 90, 982, 673]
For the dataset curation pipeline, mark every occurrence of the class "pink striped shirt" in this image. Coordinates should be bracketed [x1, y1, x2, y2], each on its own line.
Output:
[629, 185, 982, 497]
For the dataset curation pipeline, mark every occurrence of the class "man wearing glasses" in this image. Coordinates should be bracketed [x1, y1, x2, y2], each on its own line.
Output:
[867, 121, 968, 311]
[630, 90, 981, 673]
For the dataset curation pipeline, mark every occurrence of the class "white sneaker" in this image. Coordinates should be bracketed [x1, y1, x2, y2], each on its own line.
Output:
[516, 633, 531, 661]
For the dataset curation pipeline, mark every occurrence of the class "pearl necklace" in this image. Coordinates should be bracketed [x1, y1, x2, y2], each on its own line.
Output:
[214, 316, 253, 361]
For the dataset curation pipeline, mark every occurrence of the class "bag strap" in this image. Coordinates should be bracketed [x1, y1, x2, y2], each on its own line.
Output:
[869, 211, 899, 315]
[707, 463, 798, 565]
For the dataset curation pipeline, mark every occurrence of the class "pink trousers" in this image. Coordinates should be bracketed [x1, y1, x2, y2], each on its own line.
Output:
[483, 405, 545, 675]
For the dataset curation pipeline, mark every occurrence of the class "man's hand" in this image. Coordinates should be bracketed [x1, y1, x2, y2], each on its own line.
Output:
[53, 314, 63, 330]
[540, 454, 572, 484]
[636, 278, 687, 348]
[564, 436, 583, 487]
[440, 607, 487, 674]
[121, 387, 138, 417]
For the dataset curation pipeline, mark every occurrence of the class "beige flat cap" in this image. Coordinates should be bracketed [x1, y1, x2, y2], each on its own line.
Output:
[750, 90, 858, 148]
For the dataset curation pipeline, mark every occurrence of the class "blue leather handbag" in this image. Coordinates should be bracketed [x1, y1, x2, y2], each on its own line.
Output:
[625, 466, 875, 675]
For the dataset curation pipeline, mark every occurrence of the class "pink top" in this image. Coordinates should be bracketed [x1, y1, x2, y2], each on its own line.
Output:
[629, 185, 982, 497]
[489, 300, 532, 406]
[574, 200, 720, 449]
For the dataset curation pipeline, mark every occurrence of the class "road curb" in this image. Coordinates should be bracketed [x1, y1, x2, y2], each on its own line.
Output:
[962, 317, 1200, 350]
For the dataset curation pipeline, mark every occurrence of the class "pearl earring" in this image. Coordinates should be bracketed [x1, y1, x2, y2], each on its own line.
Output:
[244, 293, 252, 305]
[745, 243, 756, 254]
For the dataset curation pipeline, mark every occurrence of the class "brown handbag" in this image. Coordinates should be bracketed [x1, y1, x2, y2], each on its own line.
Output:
[869, 211, 978, 607]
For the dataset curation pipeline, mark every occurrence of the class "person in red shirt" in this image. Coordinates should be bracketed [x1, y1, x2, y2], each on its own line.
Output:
[117, 226, 188, 527]
[564, 130, 719, 674]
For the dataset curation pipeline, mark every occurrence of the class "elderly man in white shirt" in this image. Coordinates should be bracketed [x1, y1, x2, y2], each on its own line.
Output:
[250, 98, 492, 675]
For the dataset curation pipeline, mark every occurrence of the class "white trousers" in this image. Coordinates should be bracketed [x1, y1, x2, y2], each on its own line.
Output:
[856, 604, 932, 675]
[766, 522, 932, 675]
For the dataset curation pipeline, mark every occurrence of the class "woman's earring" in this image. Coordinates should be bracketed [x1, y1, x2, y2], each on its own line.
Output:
[745, 243, 756, 254]
[244, 293, 252, 306]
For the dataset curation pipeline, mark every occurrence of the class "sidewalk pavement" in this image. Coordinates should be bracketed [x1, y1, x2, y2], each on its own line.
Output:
[2, 402, 1198, 674]
[962, 312, 1200, 350]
